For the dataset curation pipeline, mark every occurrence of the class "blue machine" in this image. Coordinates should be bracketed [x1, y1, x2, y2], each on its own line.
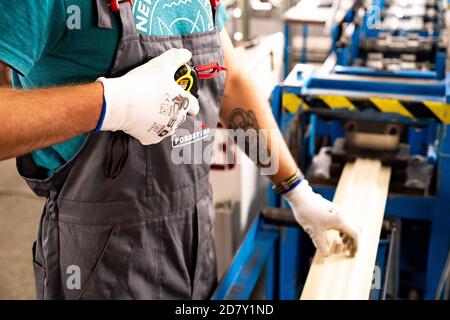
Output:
[215, 0, 450, 300]
[331, 0, 447, 80]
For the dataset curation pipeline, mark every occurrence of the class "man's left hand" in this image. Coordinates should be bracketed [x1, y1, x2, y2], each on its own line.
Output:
[285, 180, 359, 257]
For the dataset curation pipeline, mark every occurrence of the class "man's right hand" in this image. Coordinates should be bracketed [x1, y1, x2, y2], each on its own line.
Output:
[96, 48, 199, 145]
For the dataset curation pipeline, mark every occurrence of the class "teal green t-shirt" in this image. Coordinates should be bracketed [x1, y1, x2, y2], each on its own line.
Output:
[0, 0, 228, 176]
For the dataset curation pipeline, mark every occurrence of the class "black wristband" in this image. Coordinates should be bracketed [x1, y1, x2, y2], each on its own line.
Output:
[274, 169, 303, 195]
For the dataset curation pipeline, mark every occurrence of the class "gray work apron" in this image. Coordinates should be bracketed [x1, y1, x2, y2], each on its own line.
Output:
[17, 0, 225, 300]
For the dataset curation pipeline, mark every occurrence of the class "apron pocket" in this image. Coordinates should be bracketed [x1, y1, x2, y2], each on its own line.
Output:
[58, 134, 148, 202]
[77, 223, 141, 300]
[104, 132, 129, 179]
[158, 211, 196, 299]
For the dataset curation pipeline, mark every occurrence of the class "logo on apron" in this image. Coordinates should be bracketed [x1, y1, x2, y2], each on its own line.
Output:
[172, 122, 210, 148]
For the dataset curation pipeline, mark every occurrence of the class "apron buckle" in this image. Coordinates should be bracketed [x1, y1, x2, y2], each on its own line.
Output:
[110, 0, 133, 12]
[210, 0, 220, 8]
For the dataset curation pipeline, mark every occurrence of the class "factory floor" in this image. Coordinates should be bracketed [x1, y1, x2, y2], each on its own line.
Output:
[0, 159, 43, 300]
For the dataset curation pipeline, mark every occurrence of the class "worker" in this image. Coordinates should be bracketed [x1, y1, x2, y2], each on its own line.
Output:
[0, 1, 358, 299]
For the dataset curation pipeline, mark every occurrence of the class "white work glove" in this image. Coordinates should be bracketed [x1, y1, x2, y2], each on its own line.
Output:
[96, 48, 200, 145]
[285, 179, 359, 257]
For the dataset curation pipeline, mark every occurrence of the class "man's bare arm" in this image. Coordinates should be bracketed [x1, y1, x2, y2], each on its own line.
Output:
[0, 61, 103, 160]
[0, 48, 198, 161]
[219, 31, 298, 185]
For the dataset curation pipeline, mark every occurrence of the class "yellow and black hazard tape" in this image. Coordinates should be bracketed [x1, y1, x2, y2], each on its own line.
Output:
[282, 93, 450, 124]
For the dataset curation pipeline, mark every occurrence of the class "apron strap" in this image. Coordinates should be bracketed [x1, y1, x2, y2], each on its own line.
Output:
[210, 0, 220, 25]
[96, 0, 114, 29]
[97, 0, 135, 35]
[117, 1, 138, 37]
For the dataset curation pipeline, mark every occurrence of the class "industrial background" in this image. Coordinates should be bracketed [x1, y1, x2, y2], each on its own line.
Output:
[0, 0, 449, 300]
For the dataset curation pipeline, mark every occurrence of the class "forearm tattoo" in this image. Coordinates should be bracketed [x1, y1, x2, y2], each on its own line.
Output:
[228, 108, 272, 168]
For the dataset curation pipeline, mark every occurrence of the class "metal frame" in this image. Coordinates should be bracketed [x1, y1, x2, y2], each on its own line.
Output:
[333, 0, 447, 80]
[284, 0, 447, 79]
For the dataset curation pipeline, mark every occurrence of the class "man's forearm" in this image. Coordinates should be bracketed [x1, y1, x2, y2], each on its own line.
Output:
[219, 31, 298, 185]
[220, 72, 299, 185]
[0, 83, 103, 160]
[219, 31, 299, 185]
